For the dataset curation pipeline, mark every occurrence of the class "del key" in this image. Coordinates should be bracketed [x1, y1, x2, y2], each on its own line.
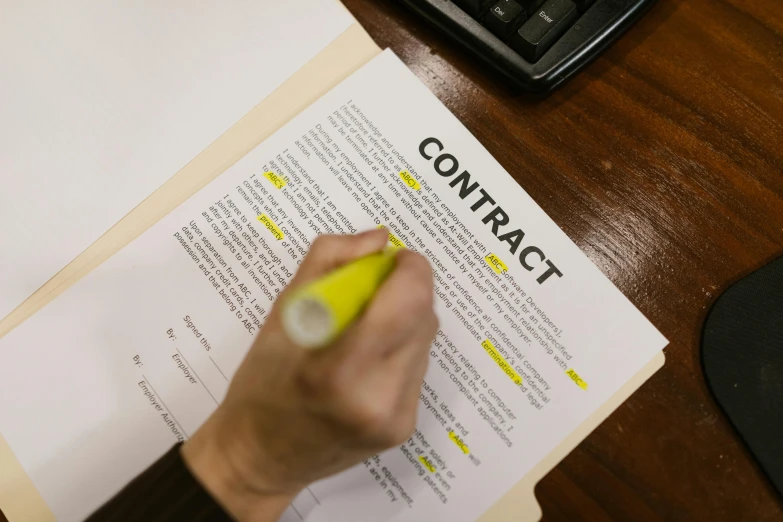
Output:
[511, 0, 579, 62]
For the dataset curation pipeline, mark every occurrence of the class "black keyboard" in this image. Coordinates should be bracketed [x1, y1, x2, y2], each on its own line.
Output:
[398, 0, 656, 92]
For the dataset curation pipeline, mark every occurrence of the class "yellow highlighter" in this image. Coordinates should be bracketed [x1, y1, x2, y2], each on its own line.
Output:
[282, 247, 398, 349]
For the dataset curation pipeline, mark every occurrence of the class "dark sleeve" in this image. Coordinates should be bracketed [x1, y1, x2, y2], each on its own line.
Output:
[85, 443, 232, 522]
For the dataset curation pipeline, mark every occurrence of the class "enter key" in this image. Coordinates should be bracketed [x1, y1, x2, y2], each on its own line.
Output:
[511, 0, 579, 62]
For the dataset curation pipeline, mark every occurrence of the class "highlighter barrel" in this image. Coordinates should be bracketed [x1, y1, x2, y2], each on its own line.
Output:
[282, 248, 397, 348]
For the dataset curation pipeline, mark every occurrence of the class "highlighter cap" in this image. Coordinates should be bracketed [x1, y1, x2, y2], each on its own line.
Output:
[282, 296, 335, 348]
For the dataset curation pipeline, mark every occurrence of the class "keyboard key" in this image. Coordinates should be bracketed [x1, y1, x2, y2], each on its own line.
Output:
[573, 0, 596, 11]
[518, 0, 547, 16]
[510, 0, 579, 62]
[484, 0, 528, 40]
[452, 0, 494, 17]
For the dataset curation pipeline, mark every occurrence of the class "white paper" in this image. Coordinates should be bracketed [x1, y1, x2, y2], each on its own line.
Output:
[0, 50, 667, 522]
[0, 0, 352, 320]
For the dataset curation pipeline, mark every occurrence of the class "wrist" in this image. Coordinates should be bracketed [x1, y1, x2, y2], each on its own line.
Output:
[182, 410, 298, 522]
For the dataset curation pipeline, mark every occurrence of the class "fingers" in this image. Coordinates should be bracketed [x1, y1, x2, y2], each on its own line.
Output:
[328, 250, 437, 443]
[344, 317, 436, 447]
[316, 248, 435, 370]
[379, 315, 437, 445]
[362, 248, 436, 357]
[289, 240, 438, 447]
[356, 250, 438, 444]
[286, 229, 389, 290]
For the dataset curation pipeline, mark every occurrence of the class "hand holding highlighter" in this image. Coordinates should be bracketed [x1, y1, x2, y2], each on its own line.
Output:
[183, 231, 438, 522]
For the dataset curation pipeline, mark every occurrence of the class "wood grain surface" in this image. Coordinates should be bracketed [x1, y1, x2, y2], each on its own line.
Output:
[0, 3, 778, 522]
[341, 0, 783, 520]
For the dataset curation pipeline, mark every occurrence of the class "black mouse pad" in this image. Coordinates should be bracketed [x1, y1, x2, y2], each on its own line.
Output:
[702, 256, 783, 496]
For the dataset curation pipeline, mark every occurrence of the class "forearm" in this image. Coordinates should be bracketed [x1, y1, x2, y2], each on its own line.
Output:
[85, 444, 231, 522]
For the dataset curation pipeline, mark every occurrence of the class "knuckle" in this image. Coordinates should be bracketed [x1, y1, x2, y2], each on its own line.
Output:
[389, 417, 416, 446]
[379, 411, 416, 447]
[353, 397, 396, 441]
[355, 393, 419, 447]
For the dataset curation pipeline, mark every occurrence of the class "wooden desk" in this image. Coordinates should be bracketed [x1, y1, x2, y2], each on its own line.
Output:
[342, 0, 783, 520]
[0, 3, 778, 522]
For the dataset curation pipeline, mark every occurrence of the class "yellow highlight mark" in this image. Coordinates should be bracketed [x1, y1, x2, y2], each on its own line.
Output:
[399, 170, 421, 191]
[484, 253, 508, 274]
[263, 171, 287, 189]
[257, 214, 285, 240]
[419, 455, 436, 473]
[377, 225, 406, 249]
[481, 339, 523, 387]
[566, 369, 588, 390]
[448, 431, 470, 455]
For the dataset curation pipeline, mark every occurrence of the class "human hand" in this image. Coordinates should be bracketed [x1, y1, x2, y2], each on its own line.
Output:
[182, 229, 438, 521]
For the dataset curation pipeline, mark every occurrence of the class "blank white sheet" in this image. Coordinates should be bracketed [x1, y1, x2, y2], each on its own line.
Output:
[0, 0, 352, 320]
